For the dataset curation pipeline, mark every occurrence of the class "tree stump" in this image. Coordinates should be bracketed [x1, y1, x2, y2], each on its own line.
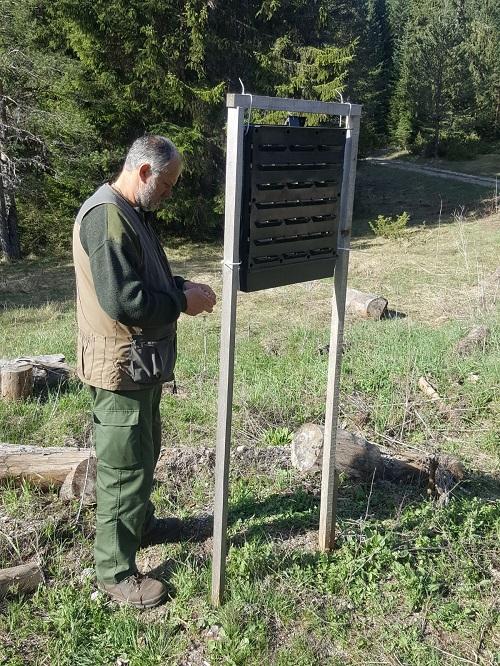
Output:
[0, 363, 33, 401]
[0, 355, 71, 393]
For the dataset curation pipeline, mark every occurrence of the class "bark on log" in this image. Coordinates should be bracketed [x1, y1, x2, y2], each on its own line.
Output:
[455, 325, 490, 356]
[291, 424, 383, 478]
[291, 423, 465, 500]
[0, 363, 33, 401]
[0, 562, 44, 597]
[59, 457, 97, 506]
[0, 444, 92, 487]
[346, 288, 388, 320]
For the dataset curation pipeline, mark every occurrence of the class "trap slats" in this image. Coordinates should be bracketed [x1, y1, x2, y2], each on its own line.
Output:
[239, 124, 346, 292]
[251, 217, 336, 241]
[252, 181, 340, 204]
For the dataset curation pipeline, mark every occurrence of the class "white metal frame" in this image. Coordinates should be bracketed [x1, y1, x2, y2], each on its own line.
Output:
[212, 94, 361, 605]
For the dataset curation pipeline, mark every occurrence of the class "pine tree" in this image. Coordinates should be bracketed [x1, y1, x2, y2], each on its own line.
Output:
[390, 0, 498, 156]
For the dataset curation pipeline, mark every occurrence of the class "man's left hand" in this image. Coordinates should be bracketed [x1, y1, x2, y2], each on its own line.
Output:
[183, 281, 216, 307]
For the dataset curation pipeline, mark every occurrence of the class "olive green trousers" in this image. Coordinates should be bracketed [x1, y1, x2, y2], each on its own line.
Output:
[89, 384, 162, 583]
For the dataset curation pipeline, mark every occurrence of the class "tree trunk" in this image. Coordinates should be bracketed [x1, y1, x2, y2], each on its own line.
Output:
[0, 170, 21, 260]
[0, 563, 44, 598]
[291, 424, 383, 478]
[0, 364, 33, 401]
[0, 80, 21, 261]
[432, 69, 444, 158]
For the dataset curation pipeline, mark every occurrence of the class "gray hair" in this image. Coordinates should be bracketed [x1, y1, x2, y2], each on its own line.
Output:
[123, 134, 180, 174]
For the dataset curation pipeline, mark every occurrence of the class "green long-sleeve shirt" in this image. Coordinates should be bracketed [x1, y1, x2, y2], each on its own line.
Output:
[80, 203, 187, 327]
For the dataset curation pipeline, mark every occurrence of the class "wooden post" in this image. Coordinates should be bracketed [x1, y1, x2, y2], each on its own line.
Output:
[319, 114, 361, 551]
[0, 363, 33, 401]
[211, 104, 245, 606]
[211, 94, 361, 602]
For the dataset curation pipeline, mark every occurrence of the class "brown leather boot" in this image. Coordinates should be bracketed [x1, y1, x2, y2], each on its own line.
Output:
[140, 516, 182, 548]
[98, 573, 168, 608]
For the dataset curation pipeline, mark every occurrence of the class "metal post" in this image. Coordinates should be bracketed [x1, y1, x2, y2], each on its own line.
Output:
[319, 114, 361, 551]
[211, 105, 245, 606]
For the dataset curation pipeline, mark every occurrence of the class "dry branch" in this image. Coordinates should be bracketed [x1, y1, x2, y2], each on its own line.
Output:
[418, 376, 455, 420]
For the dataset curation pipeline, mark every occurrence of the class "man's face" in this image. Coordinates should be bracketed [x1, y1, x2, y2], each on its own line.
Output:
[136, 157, 182, 211]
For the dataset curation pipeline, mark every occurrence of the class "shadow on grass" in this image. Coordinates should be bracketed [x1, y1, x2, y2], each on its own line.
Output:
[352, 163, 491, 238]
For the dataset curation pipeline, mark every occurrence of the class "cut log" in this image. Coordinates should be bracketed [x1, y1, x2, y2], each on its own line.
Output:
[291, 423, 465, 500]
[0, 355, 71, 392]
[291, 423, 382, 478]
[0, 443, 93, 488]
[455, 325, 490, 356]
[0, 363, 33, 401]
[346, 288, 388, 320]
[59, 457, 97, 506]
[0, 562, 44, 597]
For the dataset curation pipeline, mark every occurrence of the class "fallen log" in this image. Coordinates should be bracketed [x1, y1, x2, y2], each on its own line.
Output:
[0, 562, 44, 597]
[1, 427, 466, 507]
[346, 288, 388, 320]
[291, 423, 465, 500]
[0, 444, 93, 488]
[291, 423, 382, 478]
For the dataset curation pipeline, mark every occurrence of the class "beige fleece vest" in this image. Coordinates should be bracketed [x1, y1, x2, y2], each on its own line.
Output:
[73, 184, 177, 390]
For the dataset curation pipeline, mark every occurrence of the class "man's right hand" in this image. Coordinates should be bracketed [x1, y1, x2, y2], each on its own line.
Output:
[184, 286, 215, 316]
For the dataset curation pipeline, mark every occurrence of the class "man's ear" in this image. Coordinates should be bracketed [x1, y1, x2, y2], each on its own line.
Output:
[138, 163, 152, 183]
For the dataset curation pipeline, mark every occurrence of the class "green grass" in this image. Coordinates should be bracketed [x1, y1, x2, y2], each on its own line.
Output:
[0, 197, 499, 663]
[1, 473, 498, 665]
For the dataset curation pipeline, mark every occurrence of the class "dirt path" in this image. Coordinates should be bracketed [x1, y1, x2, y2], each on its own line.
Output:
[365, 157, 498, 188]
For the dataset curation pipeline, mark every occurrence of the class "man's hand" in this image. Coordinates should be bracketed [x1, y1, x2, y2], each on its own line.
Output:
[184, 286, 215, 316]
[183, 281, 216, 313]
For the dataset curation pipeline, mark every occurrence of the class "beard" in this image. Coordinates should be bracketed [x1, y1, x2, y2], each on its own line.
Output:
[135, 178, 162, 212]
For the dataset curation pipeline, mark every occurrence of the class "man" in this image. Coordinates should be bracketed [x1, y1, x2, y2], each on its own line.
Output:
[72, 135, 216, 608]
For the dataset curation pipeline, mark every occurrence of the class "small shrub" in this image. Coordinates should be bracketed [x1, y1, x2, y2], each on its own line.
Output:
[369, 211, 410, 239]
[263, 426, 294, 446]
[439, 131, 481, 160]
